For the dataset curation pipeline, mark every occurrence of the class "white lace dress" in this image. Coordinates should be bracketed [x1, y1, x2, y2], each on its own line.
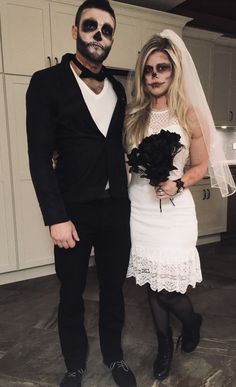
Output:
[127, 109, 202, 294]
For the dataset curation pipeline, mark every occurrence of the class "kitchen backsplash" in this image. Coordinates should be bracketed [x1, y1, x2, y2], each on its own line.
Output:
[216, 128, 236, 161]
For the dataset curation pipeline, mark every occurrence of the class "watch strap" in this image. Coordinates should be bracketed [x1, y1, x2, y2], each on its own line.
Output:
[174, 178, 185, 193]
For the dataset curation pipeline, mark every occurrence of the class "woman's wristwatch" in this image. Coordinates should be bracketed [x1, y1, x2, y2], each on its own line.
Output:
[174, 178, 185, 193]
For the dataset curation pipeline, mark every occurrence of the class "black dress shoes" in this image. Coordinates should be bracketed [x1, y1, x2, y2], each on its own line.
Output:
[59, 369, 85, 387]
[109, 360, 137, 387]
[177, 313, 202, 353]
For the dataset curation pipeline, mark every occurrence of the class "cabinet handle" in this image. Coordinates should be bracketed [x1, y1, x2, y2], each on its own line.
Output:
[47, 56, 52, 67]
[206, 188, 210, 199]
[54, 57, 59, 65]
[203, 189, 206, 200]
[229, 110, 233, 122]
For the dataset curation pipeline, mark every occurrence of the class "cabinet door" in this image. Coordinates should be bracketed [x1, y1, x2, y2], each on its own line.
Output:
[230, 47, 236, 82]
[228, 83, 236, 125]
[1, 0, 51, 75]
[211, 46, 231, 125]
[184, 37, 213, 104]
[0, 75, 17, 273]
[229, 47, 236, 124]
[191, 184, 227, 236]
[141, 20, 162, 46]
[5, 75, 53, 270]
[50, 2, 81, 65]
[105, 12, 141, 69]
[0, 32, 2, 73]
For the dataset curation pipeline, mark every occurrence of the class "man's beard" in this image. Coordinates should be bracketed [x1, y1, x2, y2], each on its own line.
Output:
[76, 35, 111, 64]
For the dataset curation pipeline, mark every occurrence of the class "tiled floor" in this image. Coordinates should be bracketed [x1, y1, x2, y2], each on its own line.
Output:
[0, 238, 236, 387]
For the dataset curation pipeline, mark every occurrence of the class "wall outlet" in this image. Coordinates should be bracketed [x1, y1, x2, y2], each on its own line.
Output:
[233, 143, 236, 150]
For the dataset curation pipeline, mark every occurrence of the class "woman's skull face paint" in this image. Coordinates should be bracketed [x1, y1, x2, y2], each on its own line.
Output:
[76, 8, 115, 64]
[144, 51, 173, 98]
[143, 63, 172, 78]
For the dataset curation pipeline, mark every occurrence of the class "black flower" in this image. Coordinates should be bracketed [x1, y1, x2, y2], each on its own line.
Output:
[127, 130, 183, 187]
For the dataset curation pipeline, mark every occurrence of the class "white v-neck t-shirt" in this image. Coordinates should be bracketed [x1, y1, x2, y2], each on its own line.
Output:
[71, 65, 117, 137]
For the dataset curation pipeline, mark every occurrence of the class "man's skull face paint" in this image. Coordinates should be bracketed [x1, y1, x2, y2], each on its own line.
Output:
[77, 8, 115, 64]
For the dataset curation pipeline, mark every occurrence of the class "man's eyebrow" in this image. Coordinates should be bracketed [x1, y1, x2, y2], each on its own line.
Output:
[82, 17, 97, 22]
[82, 18, 113, 27]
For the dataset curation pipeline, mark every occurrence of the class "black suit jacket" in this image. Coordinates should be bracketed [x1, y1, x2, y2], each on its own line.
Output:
[26, 54, 128, 226]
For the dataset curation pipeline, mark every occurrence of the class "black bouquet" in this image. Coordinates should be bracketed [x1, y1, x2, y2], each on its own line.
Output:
[127, 130, 183, 209]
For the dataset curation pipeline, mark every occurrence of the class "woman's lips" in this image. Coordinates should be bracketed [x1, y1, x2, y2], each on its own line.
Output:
[149, 82, 164, 88]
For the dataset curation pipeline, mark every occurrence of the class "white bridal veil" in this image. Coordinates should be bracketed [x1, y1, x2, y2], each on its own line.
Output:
[160, 29, 236, 197]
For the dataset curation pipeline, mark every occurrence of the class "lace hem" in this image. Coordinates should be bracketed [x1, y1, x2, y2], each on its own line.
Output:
[127, 245, 202, 294]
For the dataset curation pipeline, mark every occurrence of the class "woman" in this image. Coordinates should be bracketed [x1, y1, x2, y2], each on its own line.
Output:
[124, 30, 236, 381]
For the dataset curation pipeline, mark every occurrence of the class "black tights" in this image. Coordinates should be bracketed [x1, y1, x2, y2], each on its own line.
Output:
[148, 288, 195, 336]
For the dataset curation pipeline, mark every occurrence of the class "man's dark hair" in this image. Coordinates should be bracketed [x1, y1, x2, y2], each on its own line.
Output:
[75, 0, 116, 27]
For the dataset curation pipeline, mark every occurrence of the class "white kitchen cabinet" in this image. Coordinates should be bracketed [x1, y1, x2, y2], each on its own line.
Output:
[49, 1, 81, 64]
[228, 83, 236, 124]
[211, 39, 236, 126]
[0, 0, 52, 75]
[4, 75, 53, 269]
[190, 179, 227, 237]
[0, 75, 17, 273]
[231, 48, 236, 82]
[0, 0, 81, 76]
[183, 28, 221, 107]
[0, 35, 3, 73]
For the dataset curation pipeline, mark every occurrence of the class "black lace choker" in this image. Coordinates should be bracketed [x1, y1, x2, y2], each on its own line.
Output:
[72, 56, 107, 82]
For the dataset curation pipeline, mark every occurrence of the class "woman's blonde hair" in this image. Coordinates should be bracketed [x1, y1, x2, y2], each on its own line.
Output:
[124, 34, 190, 152]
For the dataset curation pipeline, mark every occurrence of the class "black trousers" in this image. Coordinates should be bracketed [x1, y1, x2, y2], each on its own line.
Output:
[55, 197, 131, 371]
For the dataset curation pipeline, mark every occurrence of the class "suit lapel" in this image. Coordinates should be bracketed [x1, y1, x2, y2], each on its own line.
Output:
[59, 58, 126, 138]
[106, 75, 126, 138]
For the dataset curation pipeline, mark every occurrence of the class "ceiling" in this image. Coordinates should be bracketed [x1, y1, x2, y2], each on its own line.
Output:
[113, 0, 236, 39]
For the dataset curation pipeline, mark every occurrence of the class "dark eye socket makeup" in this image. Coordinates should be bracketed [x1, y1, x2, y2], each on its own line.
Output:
[82, 19, 97, 32]
[101, 24, 114, 38]
[143, 63, 172, 75]
[82, 19, 114, 39]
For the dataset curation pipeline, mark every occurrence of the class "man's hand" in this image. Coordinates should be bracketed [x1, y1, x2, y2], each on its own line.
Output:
[50, 221, 79, 249]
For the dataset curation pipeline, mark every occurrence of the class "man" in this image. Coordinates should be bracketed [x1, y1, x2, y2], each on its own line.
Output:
[26, 1, 136, 387]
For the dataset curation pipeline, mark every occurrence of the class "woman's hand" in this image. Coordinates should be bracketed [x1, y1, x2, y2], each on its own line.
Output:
[155, 180, 178, 198]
